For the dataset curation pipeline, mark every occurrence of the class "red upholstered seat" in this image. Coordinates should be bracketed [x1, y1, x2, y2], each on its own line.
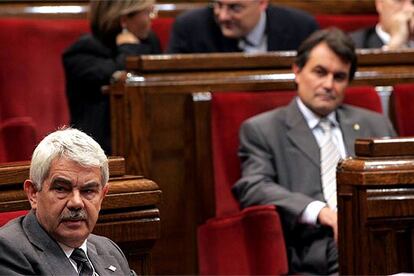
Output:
[152, 17, 174, 52]
[316, 14, 378, 32]
[0, 210, 29, 227]
[390, 84, 414, 136]
[198, 86, 383, 275]
[0, 116, 37, 163]
[0, 18, 88, 143]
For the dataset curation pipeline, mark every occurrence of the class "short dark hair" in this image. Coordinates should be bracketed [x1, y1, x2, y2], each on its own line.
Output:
[294, 27, 357, 81]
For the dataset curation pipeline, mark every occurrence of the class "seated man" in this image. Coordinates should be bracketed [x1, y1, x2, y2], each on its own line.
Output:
[167, 0, 318, 53]
[350, 0, 414, 49]
[233, 28, 396, 274]
[0, 128, 135, 275]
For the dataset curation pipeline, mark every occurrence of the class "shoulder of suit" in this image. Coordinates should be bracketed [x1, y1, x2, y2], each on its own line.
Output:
[340, 104, 385, 119]
[267, 4, 316, 23]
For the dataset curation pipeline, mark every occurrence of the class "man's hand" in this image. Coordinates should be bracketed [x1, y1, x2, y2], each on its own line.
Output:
[381, 3, 414, 49]
[116, 29, 140, 45]
[318, 207, 338, 243]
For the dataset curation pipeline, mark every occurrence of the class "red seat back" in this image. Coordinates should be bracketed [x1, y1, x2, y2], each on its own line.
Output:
[0, 210, 29, 227]
[0, 18, 89, 142]
[211, 86, 383, 217]
[0, 116, 37, 163]
[316, 14, 378, 32]
[391, 84, 414, 136]
[152, 17, 174, 52]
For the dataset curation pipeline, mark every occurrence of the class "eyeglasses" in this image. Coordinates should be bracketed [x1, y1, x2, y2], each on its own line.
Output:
[127, 6, 158, 19]
[146, 7, 158, 20]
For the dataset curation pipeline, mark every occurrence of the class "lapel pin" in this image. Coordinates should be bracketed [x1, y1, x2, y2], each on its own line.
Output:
[108, 265, 117, 272]
[353, 123, 360, 131]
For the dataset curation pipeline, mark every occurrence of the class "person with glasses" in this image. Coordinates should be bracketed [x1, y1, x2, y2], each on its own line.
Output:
[63, 0, 161, 155]
[167, 0, 318, 54]
[350, 0, 414, 49]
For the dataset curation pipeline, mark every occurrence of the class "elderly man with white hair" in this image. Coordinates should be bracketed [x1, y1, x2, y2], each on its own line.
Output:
[0, 128, 135, 275]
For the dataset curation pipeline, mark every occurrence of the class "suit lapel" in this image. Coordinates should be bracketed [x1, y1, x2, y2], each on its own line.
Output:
[285, 100, 320, 167]
[337, 105, 362, 157]
[88, 241, 120, 276]
[23, 211, 78, 276]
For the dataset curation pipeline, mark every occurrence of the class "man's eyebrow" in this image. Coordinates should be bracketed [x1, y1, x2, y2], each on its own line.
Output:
[50, 177, 72, 186]
[82, 181, 101, 189]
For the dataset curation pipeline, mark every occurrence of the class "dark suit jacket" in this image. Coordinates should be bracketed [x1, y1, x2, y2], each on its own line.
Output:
[0, 210, 134, 275]
[349, 26, 384, 48]
[167, 5, 318, 53]
[63, 33, 161, 154]
[233, 99, 396, 274]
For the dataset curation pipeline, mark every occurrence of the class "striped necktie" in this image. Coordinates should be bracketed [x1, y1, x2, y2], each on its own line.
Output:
[70, 248, 94, 276]
[319, 119, 341, 210]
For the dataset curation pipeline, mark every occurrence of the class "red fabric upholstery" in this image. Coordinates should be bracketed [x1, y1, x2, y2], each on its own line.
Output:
[0, 210, 29, 227]
[211, 91, 296, 217]
[316, 14, 378, 32]
[344, 85, 383, 114]
[198, 205, 288, 275]
[0, 116, 37, 163]
[200, 86, 383, 275]
[152, 17, 174, 51]
[391, 84, 414, 136]
[0, 18, 89, 142]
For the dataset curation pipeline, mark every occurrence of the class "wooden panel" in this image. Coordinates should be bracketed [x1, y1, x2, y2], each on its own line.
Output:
[338, 138, 414, 274]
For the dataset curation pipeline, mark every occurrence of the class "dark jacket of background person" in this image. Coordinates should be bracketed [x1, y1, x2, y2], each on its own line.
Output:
[63, 32, 161, 154]
[167, 5, 319, 53]
[350, 26, 384, 48]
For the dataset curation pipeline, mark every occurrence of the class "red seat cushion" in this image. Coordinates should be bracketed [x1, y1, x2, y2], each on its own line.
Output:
[198, 205, 288, 275]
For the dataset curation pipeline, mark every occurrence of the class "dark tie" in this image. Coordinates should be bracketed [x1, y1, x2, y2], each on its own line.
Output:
[70, 248, 94, 276]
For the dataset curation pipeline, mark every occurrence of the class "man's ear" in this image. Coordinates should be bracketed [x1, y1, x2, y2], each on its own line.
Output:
[24, 180, 38, 210]
[259, 0, 269, 11]
[102, 184, 109, 198]
[292, 63, 301, 83]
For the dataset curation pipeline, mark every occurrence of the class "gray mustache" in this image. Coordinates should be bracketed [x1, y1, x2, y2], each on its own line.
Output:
[60, 209, 87, 221]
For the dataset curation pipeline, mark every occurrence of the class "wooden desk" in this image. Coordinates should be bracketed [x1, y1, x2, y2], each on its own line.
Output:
[0, 157, 161, 275]
[338, 137, 414, 274]
[109, 49, 414, 274]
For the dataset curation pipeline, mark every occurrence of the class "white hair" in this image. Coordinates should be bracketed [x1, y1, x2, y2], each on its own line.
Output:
[29, 128, 109, 190]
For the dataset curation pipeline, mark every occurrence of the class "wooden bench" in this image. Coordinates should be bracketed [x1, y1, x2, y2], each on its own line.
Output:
[109, 49, 414, 274]
[338, 137, 414, 274]
[0, 157, 161, 275]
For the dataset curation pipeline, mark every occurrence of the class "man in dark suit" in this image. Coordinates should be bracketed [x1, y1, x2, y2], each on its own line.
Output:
[0, 128, 135, 275]
[350, 0, 414, 49]
[167, 0, 318, 53]
[233, 28, 396, 274]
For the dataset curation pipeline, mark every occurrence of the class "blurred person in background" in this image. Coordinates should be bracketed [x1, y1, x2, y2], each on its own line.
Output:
[350, 0, 414, 49]
[167, 0, 318, 53]
[63, 0, 161, 154]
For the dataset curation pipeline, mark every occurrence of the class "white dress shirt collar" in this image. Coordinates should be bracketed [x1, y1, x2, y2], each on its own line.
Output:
[238, 11, 267, 52]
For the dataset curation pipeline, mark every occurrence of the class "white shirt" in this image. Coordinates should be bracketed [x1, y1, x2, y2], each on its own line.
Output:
[296, 97, 347, 225]
[238, 11, 267, 53]
[59, 239, 98, 276]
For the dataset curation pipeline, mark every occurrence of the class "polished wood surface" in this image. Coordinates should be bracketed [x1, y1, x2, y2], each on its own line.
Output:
[338, 138, 414, 274]
[0, 157, 161, 275]
[110, 49, 414, 274]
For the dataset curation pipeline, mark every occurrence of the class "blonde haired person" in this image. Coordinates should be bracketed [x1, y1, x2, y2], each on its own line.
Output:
[63, 0, 161, 154]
